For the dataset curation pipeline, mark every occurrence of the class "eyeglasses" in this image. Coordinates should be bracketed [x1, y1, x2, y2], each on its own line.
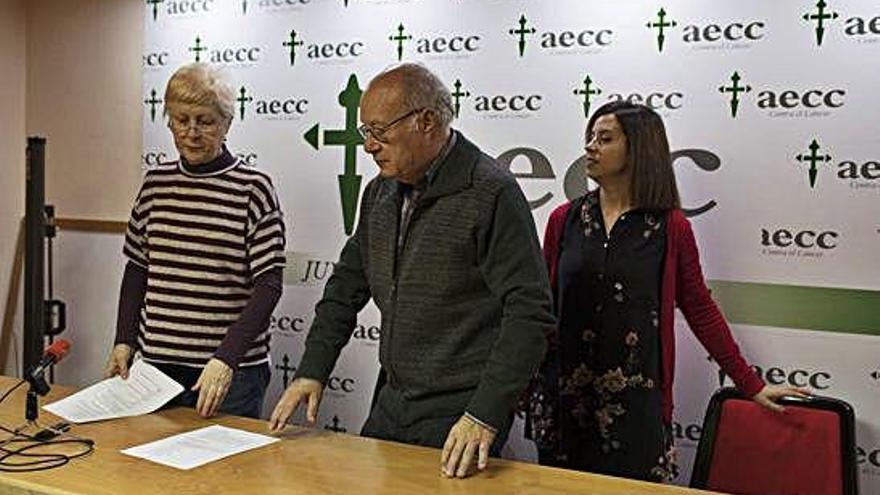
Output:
[167, 114, 223, 135]
[585, 130, 619, 148]
[357, 108, 424, 142]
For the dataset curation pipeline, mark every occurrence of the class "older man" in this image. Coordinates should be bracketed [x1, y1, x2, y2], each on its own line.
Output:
[269, 63, 554, 477]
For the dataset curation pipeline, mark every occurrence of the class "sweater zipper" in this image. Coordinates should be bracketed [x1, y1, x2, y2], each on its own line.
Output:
[387, 201, 421, 387]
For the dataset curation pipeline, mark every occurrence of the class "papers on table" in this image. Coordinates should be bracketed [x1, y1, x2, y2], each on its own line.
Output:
[42, 360, 183, 423]
[121, 425, 279, 470]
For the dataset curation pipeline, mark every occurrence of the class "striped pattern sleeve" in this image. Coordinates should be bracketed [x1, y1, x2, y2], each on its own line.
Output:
[123, 175, 152, 267]
[245, 171, 286, 278]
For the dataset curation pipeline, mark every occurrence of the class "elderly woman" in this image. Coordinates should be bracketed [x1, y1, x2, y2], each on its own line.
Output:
[526, 101, 807, 482]
[104, 63, 286, 419]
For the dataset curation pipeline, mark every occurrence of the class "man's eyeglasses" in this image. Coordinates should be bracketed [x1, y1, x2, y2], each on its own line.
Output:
[357, 108, 424, 142]
[168, 114, 223, 135]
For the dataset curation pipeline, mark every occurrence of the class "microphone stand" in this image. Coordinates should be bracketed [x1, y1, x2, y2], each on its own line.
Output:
[9, 369, 73, 444]
[0, 370, 93, 472]
[25, 372, 50, 424]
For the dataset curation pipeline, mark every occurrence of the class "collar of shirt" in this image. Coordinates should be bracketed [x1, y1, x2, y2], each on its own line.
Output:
[398, 130, 457, 197]
[179, 145, 237, 176]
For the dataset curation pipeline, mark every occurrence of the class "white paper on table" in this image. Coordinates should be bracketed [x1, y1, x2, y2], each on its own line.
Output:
[120, 425, 279, 470]
[42, 360, 183, 423]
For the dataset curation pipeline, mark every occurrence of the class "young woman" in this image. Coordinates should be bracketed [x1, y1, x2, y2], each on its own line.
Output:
[526, 101, 807, 482]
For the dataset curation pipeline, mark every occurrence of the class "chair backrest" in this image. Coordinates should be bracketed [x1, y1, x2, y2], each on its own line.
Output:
[690, 387, 858, 495]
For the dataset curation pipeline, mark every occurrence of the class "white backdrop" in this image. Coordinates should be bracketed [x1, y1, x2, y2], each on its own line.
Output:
[141, 0, 880, 488]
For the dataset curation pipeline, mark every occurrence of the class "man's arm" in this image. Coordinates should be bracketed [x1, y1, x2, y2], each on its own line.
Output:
[269, 183, 374, 431]
[442, 178, 555, 477]
[268, 230, 371, 431]
[294, 230, 372, 382]
[467, 179, 555, 430]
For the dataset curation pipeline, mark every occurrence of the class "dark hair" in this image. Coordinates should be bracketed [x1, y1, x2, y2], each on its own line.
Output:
[586, 100, 680, 210]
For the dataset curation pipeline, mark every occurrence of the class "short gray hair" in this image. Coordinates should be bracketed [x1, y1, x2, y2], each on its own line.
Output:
[373, 63, 454, 129]
[163, 63, 235, 121]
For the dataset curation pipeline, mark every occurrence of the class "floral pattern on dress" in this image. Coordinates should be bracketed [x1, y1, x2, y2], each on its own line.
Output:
[651, 425, 680, 482]
[527, 192, 673, 481]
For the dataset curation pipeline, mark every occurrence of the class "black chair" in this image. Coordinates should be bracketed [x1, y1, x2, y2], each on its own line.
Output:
[690, 387, 858, 495]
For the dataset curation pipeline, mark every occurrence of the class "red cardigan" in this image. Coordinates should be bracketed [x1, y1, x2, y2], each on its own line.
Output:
[543, 202, 764, 423]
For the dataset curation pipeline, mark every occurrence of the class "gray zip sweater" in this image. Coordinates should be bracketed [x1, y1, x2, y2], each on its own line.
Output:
[294, 131, 554, 430]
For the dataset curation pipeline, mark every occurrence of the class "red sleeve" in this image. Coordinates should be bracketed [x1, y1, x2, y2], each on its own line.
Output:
[543, 202, 570, 292]
[540, 202, 570, 352]
[673, 215, 765, 397]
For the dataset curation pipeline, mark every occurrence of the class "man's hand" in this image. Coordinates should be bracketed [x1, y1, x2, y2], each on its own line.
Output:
[440, 415, 497, 478]
[103, 344, 133, 379]
[752, 384, 811, 412]
[268, 378, 324, 432]
[192, 358, 234, 418]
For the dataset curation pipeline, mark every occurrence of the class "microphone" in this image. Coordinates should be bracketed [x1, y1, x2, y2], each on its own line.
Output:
[29, 339, 70, 382]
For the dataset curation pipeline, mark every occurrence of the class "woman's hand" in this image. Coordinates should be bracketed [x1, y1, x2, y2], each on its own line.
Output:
[752, 384, 811, 412]
[192, 358, 234, 418]
[103, 344, 133, 379]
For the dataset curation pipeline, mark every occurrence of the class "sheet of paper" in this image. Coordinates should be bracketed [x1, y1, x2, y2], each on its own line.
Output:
[120, 425, 279, 470]
[42, 360, 183, 423]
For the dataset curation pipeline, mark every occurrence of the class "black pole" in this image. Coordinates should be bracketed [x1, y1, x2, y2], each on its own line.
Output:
[24, 137, 47, 379]
[45, 205, 55, 383]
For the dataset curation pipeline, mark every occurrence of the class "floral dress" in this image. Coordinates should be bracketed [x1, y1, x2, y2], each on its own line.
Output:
[528, 191, 678, 482]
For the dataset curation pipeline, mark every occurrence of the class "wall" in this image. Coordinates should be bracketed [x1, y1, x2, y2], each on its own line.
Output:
[23, 0, 144, 384]
[0, 0, 28, 376]
[26, 0, 144, 220]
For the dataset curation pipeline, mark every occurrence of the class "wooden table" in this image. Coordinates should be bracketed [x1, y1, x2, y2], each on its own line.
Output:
[0, 376, 721, 495]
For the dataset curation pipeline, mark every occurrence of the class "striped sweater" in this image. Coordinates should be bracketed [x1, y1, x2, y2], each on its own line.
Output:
[123, 150, 286, 367]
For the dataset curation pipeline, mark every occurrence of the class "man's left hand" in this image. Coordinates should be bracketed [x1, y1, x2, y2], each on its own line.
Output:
[193, 358, 233, 418]
[440, 415, 496, 478]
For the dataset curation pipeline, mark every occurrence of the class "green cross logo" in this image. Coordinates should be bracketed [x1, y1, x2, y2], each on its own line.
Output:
[508, 14, 536, 57]
[147, 0, 164, 21]
[325, 415, 346, 433]
[718, 71, 752, 118]
[303, 75, 365, 235]
[189, 36, 207, 62]
[236, 87, 253, 121]
[144, 89, 163, 122]
[803, 0, 839, 47]
[389, 23, 412, 61]
[796, 139, 832, 188]
[451, 79, 471, 118]
[646, 7, 677, 52]
[573, 75, 602, 118]
[274, 354, 295, 388]
[283, 30, 304, 66]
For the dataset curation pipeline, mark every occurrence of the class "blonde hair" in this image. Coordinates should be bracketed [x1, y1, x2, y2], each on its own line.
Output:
[163, 63, 234, 121]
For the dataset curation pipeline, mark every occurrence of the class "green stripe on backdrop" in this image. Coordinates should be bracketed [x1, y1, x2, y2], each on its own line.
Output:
[708, 280, 880, 336]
